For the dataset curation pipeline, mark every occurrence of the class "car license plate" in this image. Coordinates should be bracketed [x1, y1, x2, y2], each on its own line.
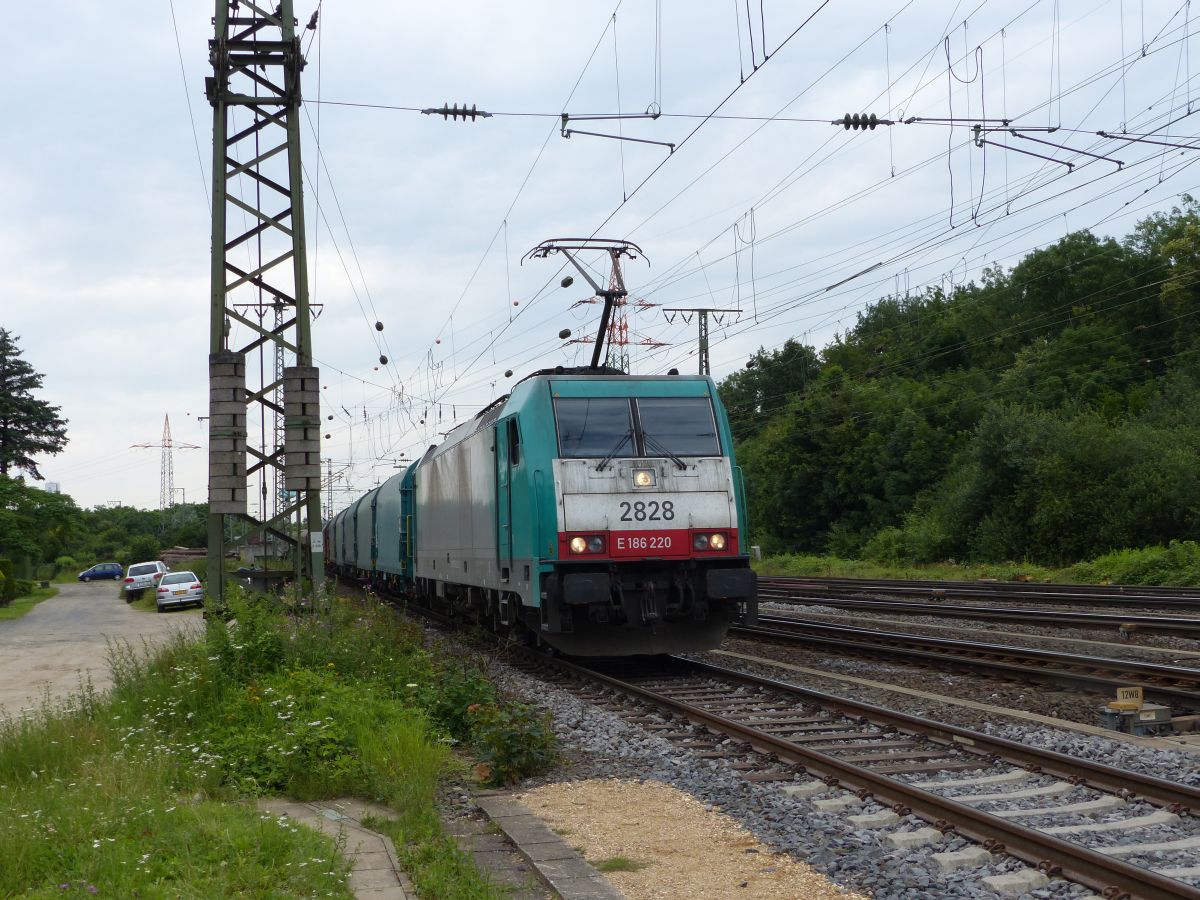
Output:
[173, 590, 187, 595]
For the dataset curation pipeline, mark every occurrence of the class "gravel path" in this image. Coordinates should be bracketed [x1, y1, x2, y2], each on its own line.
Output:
[0, 580, 199, 720]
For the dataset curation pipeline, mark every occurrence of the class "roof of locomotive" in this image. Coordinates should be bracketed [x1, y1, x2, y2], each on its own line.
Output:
[427, 367, 717, 461]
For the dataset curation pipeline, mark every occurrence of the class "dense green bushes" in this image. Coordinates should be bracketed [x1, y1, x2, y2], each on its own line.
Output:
[1070, 541, 1200, 585]
[724, 201, 1200, 567]
[0, 557, 13, 606]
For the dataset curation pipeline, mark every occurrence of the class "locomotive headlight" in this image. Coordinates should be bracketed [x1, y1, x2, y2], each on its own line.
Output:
[569, 536, 588, 554]
[693, 534, 710, 550]
[632, 468, 655, 488]
[709, 532, 727, 550]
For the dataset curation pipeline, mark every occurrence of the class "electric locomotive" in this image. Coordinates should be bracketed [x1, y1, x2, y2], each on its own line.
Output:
[325, 365, 757, 655]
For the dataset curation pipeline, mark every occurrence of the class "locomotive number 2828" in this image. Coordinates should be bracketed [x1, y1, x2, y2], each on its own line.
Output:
[619, 499, 675, 522]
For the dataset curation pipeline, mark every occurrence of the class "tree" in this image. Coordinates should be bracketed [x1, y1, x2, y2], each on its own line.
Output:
[0, 475, 80, 567]
[0, 329, 68, 479]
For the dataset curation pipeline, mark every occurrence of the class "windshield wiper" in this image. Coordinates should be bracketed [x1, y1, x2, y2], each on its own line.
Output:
[595, 431, 632, 471]
[643, 432, 687, 470]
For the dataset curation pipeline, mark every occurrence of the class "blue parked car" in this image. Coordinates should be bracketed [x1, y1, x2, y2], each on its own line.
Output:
[78, 562, 123, 582]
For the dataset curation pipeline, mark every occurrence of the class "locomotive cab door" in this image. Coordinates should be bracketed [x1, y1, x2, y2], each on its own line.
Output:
[496, 417, 518, 582]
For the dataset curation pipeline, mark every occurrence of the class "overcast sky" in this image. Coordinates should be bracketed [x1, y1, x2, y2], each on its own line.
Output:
[4, 1, 1198, 514]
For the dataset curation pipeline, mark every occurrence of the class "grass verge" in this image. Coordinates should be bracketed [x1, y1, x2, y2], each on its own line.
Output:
[0, 590, 556, 897]
[755, 554, 1067, 582]
[592, 855, 648, 873]
[0, 586, 58, 622]
[758, 543, 1200, 587]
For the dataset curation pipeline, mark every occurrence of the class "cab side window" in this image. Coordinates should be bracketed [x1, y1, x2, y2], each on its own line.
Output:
[507, 419, 521, 467]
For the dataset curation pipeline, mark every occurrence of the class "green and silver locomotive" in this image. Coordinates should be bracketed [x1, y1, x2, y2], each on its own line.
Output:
[325, 366, 757, 655]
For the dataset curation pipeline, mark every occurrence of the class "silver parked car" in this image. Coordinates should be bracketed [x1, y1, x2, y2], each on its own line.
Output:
[124, 561, 169, 600]
[155, 571, 204, 612]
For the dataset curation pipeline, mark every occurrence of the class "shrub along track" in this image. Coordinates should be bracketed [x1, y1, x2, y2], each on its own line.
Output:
[514, 651, 1200, 899]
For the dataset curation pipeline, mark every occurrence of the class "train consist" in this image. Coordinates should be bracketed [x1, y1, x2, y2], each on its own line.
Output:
[324, 366, 757, 655]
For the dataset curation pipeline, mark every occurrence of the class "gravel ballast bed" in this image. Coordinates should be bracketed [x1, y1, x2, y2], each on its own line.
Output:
[706, 636, 1195, 728]
[465, 648, 1100, 898]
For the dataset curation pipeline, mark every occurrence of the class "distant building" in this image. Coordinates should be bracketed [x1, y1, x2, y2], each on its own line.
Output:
[43, 482, 60, 493]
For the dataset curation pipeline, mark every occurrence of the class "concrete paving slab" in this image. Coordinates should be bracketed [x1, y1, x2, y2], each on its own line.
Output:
[476, 796, 538, 819]
[501, 816, 569, 846]
[475, 791, 624, 899]
[521, 840, 589, 863]
[349, 868, 406, 891]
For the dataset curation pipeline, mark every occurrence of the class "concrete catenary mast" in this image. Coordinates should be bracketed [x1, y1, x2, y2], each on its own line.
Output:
[206, 0, 323, 605]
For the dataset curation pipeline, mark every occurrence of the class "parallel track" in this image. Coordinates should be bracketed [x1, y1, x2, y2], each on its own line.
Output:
[761, 576, 1200, 611]
[758, 584, 1200, 636]
[526, 652, 1200, 899]
[732, 616, 1200, 707]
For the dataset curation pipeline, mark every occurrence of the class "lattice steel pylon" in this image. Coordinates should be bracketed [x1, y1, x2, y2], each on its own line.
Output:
[131, 415, 200, 510]
[206, 0, 323, 606]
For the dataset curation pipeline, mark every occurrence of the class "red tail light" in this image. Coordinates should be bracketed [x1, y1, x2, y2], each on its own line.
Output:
[124, 577, 134, 583]
[157, 587, 168, 593]
[190, 583, 202, 589]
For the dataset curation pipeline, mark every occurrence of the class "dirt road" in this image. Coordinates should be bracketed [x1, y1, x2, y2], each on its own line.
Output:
[0, 580, 200, 719]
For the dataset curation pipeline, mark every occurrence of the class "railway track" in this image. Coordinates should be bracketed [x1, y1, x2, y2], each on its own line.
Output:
[519, 651, 1200, 899]
[732, 616, 1200, 707]
[758, 584, 1200, 637]
[761, 576, 1200, 611]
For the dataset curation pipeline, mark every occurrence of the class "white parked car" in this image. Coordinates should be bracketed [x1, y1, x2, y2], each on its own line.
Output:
[154, 573, 204, 619]
[155, 571, 205, 612]
[124, 561, 169, 600]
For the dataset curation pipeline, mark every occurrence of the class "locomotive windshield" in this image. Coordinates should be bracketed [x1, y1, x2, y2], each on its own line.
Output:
[554, 396, 720, 459]
[555, 398, 634, 458]
[636, 397, 720, 457]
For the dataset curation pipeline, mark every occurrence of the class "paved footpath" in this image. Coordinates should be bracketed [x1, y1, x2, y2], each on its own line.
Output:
[260, 792, 625, 900]
[258, 798, 415, 899]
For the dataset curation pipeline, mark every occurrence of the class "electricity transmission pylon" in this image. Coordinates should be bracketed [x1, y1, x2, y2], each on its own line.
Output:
[132, 415, 199, 509]
[206, 0, 324, 606]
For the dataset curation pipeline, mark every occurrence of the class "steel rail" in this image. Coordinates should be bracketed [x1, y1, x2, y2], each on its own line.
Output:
[733, 618, 1200, 705]
[761, 576, 1200, 609]
[757, 588, 1200, 635]
[540, 654, 1200, 900]
[681, 657, 1200, 813]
